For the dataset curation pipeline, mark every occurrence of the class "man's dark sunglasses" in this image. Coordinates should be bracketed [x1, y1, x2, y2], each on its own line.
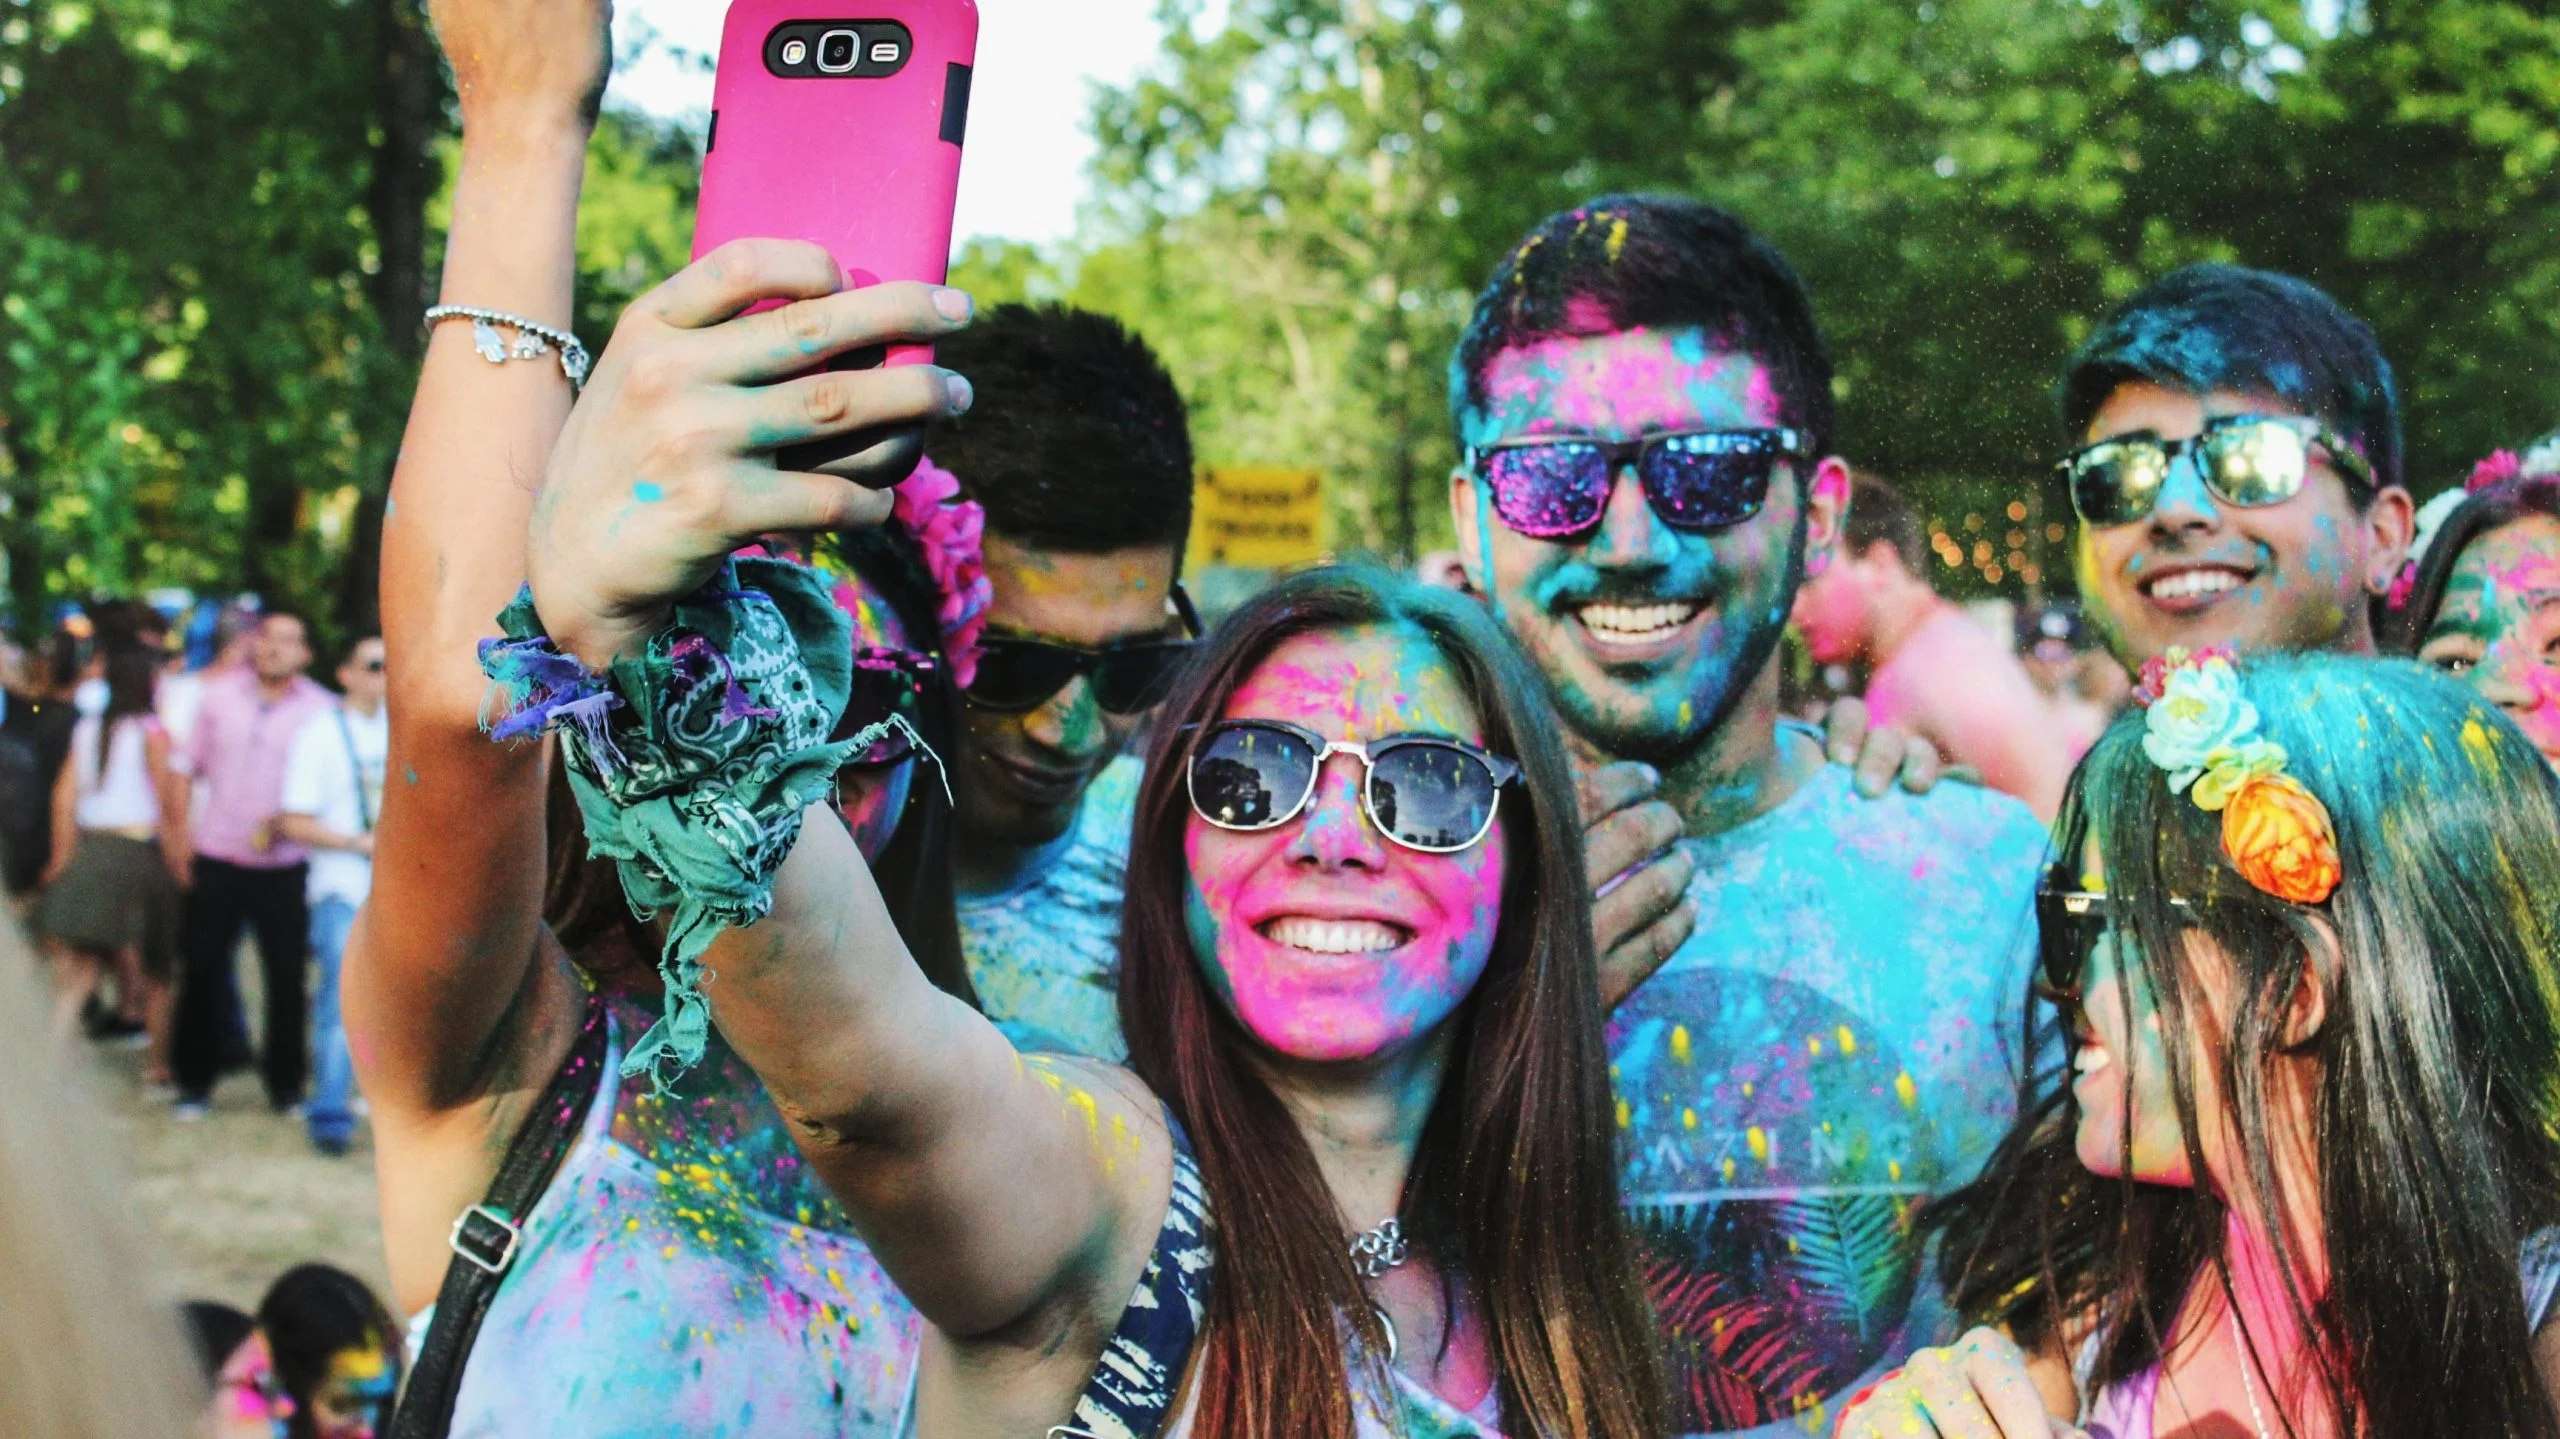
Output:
[833, 647, 941, 767]
[966, 637, 1196, 715]
[1465, 427, 1811, 538]
[963, 582, 1204, 715]
[2059, 414, 2376, 528]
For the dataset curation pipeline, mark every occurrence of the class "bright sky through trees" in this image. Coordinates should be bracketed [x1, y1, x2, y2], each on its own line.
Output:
[609, 0, 1165, 246]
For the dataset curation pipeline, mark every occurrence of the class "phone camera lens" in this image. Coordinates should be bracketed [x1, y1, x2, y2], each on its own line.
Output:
[816, 29, 859, 73]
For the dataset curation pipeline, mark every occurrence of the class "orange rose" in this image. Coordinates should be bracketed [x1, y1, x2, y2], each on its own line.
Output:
[2220, 773, 2342, 904]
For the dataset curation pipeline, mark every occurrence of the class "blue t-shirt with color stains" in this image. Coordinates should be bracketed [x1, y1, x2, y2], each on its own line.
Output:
[1611, 759, 2048, 1438]
[955, 754, 1141, 1061]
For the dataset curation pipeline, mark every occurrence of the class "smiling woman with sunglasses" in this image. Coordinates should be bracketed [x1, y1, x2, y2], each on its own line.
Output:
[1833, 651, 2560, 1439]
[516, 545, 1667, 1432]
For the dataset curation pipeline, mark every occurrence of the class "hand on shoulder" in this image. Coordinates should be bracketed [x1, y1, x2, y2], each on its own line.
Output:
[1835, 1327, 2083, 1439]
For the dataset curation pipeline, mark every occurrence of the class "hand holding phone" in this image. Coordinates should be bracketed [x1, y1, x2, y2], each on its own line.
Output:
[695, 0, 980, 482]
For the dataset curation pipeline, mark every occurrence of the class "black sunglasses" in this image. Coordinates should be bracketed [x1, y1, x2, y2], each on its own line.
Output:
[1186, 719, 1521, 854]
[1465, 427, 1810, 538]
[833, 647, 941, 767]
[966, 636, 1197, 715]
[964, 583, 1205, 716]
[2034, 887, 2205, 1004]
[2059, 414, 2377, 528]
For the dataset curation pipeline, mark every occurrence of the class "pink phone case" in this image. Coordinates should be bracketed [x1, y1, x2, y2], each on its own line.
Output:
[695, 0, 980, 374]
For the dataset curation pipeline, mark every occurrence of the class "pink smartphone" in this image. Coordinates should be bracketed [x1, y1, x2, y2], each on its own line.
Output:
[695, 1, 979, 474]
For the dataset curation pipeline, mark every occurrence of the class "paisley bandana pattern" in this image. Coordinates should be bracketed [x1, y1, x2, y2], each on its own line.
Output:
[481, 557, 908, 1090]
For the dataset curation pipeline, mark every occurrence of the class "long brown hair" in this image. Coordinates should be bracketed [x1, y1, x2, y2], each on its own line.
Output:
[1119, 565, 1667, 1437]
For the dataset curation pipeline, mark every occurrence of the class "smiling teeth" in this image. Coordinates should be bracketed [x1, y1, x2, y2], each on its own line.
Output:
[2073, 1045, 2111, 1076]
[2147, 570, 2244, 601]
[1579, 602, 1702, 643]
[1265, 917, 1407, 954]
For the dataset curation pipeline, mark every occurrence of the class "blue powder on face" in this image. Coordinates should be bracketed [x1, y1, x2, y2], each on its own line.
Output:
[633, 482, 666, 503]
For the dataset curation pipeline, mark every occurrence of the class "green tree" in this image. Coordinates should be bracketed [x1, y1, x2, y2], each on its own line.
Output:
[1078, 0, 2560, 595]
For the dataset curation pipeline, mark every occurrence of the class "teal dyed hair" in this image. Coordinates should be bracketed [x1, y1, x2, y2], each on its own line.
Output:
[1931, 653, 2560, 1438]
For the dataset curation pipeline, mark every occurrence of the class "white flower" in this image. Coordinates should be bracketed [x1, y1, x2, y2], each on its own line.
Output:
[2143, 655, 2261, 793]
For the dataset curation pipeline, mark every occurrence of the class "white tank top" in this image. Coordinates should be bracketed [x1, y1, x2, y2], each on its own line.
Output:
[73, 715, 160, 831]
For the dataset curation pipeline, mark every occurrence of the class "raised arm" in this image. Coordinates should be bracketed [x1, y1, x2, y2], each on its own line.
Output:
[517, 263, 1170, 1420]
[345, 0, 608, 1307]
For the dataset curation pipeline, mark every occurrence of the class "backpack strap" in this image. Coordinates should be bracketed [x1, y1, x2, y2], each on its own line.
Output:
[389, 991, 610, 1439]
[1050, 1116, 1216, 1439]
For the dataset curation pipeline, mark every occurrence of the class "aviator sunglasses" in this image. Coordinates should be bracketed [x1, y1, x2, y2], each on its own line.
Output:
[1467, 427, 1811, 539]
[964, 583, 1204, 716]
[2059, 414, 2377, 528]
[1186, 719, 1522, 854]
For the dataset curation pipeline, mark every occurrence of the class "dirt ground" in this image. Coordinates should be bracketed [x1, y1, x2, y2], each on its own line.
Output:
[90, 1021, 392, 1316]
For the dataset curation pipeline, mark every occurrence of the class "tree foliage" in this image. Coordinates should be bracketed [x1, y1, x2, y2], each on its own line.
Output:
[0, 0, 699, 638]
[1065, 0, 2560, 596]
[6, 0, 2555, 619]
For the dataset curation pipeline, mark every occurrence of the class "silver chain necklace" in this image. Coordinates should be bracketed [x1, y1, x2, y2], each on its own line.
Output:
[1349, 1218, 1410, 1364]
[2229, 1305, 2273, 1439]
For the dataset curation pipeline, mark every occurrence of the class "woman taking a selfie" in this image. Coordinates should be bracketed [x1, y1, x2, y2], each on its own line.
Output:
[360, 2, 984, 1433]
[508, 342, 1668, 1436]
[1834, 650, 2560, 1438]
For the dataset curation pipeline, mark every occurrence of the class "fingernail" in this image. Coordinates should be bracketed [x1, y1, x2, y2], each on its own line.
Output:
[946, 373, 975, 413]
[933, 287, 973, 323]
[1638, 764, 1660, 786]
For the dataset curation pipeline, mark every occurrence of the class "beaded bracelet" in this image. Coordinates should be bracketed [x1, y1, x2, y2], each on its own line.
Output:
[479, 557, 912, 1091]
[426, 305, 592, 387]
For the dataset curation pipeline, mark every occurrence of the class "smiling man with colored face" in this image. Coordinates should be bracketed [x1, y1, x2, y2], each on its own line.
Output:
[1449, 197, 2051, 1436]
[928, 303, 1200, 1060]
[2059, 265, 2416, 670]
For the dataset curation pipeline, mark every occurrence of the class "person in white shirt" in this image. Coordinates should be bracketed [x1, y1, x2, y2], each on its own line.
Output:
[275, 636, 385, 1157]
[31, 644, 184, 1068]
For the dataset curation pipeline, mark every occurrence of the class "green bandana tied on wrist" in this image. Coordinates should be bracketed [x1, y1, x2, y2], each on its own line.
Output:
[479, 556, 903, 1092]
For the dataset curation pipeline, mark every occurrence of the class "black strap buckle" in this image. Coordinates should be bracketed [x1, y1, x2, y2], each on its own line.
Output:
[448, 1204, 522, 1276]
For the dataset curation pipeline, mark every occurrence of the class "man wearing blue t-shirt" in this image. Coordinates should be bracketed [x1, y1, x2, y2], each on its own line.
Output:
[1449, 196, 2050, 1437]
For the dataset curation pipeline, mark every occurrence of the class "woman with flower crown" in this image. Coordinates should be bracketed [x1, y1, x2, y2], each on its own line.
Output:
[2386, 433, 2560, 773]
[1833, 648, 2560, 1438]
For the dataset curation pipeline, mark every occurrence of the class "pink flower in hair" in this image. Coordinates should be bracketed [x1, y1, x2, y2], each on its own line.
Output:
[2468, 450, 2523, 492]
[892, 457, 993, 689]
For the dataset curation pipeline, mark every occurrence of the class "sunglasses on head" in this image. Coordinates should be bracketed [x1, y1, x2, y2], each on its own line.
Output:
[1186, 719, 1521, 855]
[833, 647, 941, 767]
[1466, 427, 1811, 539]
[2059, 414, 2376, 528]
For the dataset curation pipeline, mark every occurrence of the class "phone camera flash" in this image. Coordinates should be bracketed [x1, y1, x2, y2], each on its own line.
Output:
[781, 38, 809, 66]
[869, 41, 902, 64]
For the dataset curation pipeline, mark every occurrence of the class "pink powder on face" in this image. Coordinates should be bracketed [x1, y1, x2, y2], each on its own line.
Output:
[1473, 328, 1780, 443]
[1185, 626, 1509, 1063]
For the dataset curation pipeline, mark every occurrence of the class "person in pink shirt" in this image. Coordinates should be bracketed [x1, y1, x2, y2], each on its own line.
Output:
[1793, 473, 2076, 819]
[168, 608, 334, 1119]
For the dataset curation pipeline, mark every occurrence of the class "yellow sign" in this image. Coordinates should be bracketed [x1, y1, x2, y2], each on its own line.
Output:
[1189, 466, 1328, 570]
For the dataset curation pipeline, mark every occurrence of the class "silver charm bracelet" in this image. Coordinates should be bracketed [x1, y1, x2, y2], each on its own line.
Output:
[424, 305, 591, 388]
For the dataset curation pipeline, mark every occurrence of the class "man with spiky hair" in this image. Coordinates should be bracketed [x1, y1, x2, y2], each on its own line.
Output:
[2057, 263, 2415, 671]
